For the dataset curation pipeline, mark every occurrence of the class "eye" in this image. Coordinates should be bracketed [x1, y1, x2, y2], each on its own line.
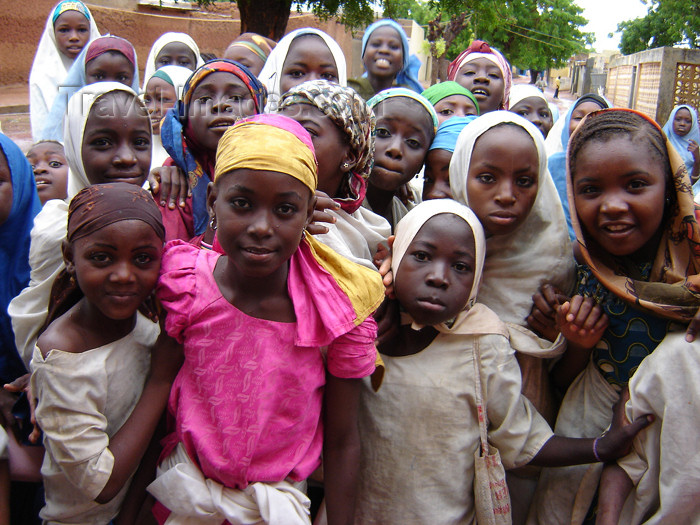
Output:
[540, 110, 551, 119]
[92, 72, 105, 80]
[158, 57, 172, 66]
[277, 203, 298, 215]
[143, 95, 153, 104]
[424, 174, 434, 185]
[475, 173, 495, 184]
[178, 58, 192, 67]
[117, 74, 130, 83]
[453, 261, 472, 273]
[376, 127, 391, 138]
[578, 184, 600, 195]
[411, 250, 429, 262]
[627, 179, 649, 191]
[230, 197, 250, 209]
[439, 108, 454, 116]
[49, 160, 63, 168]
[516, 176, 535, 188]
[90, 137, 111, 149]
[134, 137, 151, 148]
[406, 138, 422, 149]
[58, 27, 69, 33]
[134, 253, 153, 265]
[287, 70, 305, 78]
[321, 72, 337, 82]
[516, 109, 529, 117]
[89, 252, 111, 264]
[303, 126, 318, 138]
[488, 73, 500, 80]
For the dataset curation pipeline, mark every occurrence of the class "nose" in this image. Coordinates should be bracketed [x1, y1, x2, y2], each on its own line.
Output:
[33, 161, 48, 175]
[113, 141, 137, 167]
[247, 209, 274, 238]
[424, 181, 453, 201]
[473, 69, 489, 85]
[426, 261, 449, 289]
[494, 179, 516, 205]
[383, 135, 403, 160]
[307, 71, 322, 81]
[600, 192, 629, 215]
[110, 261, 136, 284]
[212, 94, 233, 114]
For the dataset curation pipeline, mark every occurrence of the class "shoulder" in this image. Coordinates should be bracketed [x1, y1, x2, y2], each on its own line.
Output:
[37, 315, 84, 357]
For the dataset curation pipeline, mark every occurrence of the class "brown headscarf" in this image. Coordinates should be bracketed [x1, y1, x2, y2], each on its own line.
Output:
[568, 108, 700, 321]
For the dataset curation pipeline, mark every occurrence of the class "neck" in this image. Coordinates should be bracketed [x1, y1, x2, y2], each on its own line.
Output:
[368, 74, 395, 94]
[379, 323, 439, 357]
[365, 183, 396, 224]
[74, 298, 136, 346]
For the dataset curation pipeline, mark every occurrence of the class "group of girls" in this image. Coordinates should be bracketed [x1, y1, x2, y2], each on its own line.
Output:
[0, 1, 698, 523]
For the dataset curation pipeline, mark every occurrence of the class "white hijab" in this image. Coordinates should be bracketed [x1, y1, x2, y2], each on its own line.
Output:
[449, 111, 575, 326]
[29, 1, 101, 141]
[258, 28, 347, 112]
[141, 32, 204, 92]
[509, 83, 548, 108]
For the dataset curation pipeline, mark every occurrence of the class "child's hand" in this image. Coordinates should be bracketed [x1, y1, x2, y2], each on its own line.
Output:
[4, 374, 41, 444]
[595, 391, 653, 462]
[527, 283, 568, 341]
[555, 295, 608, 349]
[689, 139, 698, 160]
[686, 306, 700, 342]
[148, 166, 190, 209]
[306, 190, 339, 235]
[396, 183, 416, 206]
[373, 236, 395, 298]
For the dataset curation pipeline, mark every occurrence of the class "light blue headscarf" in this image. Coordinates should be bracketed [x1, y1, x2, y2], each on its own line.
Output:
[361, 19, 423, 94]
[367, 87, 439, 136]
[429, 116, 476, 152]
[663, 105, 699, 182]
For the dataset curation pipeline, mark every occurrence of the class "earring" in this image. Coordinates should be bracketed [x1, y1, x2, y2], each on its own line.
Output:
[301, 229, 307, 241]
[342, 162, 350, 170]
[209, 216, 217, 231]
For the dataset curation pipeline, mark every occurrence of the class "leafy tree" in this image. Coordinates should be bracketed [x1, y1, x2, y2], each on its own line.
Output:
[617, 0, 700, 54]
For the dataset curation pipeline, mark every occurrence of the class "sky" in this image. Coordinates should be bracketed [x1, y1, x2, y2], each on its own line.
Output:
[576, 0, 650, 52]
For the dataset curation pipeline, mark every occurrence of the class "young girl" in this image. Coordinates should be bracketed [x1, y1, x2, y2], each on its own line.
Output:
[662, 104, 699, 186]
[41, 35, 140, 141]
[278, 79, 391, 269]
[529, 109, 700, 525]
[447, 40, 512, 113]
[348, 19, 423, 101]
[547, 93, 609, 239]
[364, 88, 438, 229]
[32, 183, 178, 524]
[355, 199, 651, 524]
[29, 0, 100, 141]
[223, 32, 276, 76]
[0, 134, 41, 386]
[509, 84, 553, 137]
[141, 32, 204, 91]
[26, 140, 69, 205]
[258, 28, 347, 112]
[422, 80, 479, 125]
[156, 59, 266, 241]
[147, 113, 384, 524]
[142, 65, 192, 170]
[422, 116, 475, 201]
[9, 82, 152, 368]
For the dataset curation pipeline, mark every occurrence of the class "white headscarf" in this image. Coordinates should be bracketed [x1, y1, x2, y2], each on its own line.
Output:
[29, 1, 101, 142]
[509, 84, 548, 108]
[258, 28, 347, 112]
[449, 111, 575, 325]
[391, 199, 487, 333]
[64, 82, 145, 198]
[141, 32, 204, 92]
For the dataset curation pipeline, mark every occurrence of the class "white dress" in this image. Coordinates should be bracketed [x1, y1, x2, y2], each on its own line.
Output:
[30, 314, 158, 524]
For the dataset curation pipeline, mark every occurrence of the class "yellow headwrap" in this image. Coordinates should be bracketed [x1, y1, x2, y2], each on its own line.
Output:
[214, 114, 318, 192]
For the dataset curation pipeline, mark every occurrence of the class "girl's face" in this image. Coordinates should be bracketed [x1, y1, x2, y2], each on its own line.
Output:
[26, 142, 69, 204]
[673, 108, 693, 137]
[370, 98, 432, 192]
[155, 42, 197, 70]
[85, 51, 134, 86]
[510, 96, 553, 137]
[434, 95, 478, 125]
[0, 151, 13, 226]
[81, 92, 151, 186]
[223, 45, 265, 76]
[455, 57, 504, 113]
[394, 214, 476, 326]
[363, 26, 403, 80]
[573, 136, 667, 258]
[466, 125, 539, 237]
[569, 101, 603, 137]
[208, 169, 314, 279]
[280, 35, 339, 95]
[188, 72, 256, 152]
[423, 149, 453, 201]
[144, 77, 177, 134]
[279, 103, 352, 197]
[65, 220, 163, 321]
[53, 10, 90, 60]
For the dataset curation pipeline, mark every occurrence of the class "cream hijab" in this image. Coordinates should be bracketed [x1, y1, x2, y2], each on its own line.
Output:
[449, 111, 575, 326]
[258, 28, 347, 112]
[141, 32, 204, 92]
[29, 1, 101, 141]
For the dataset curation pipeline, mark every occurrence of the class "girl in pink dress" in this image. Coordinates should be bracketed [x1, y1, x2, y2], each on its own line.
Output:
[148, 113, 384, 525]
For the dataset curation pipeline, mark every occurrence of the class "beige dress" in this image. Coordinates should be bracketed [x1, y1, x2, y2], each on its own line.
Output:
[31, 315, 158, 524]
[356, 304, 554, 524]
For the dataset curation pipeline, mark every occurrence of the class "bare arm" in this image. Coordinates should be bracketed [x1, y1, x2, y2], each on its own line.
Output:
[597, 463, 634, 525]
[322, 374, 362, 525]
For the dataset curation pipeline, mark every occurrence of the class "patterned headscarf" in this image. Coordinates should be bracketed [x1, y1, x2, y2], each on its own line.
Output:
[447, 40, 512, 110]
[367, 88, 439, 136]
[159, 59, 267, 236]
[225, 33, 276, 62]
[52, 0, 91, 23]
[279, 80, 375, 213]
[568, 108, 700, 322]
[422, 81, 480, 115]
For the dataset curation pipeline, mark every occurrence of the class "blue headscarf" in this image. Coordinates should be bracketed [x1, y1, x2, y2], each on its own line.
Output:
[429, 116, 476, 152]
[0, 134, 42, 382]
[662, 105, 699, 186]
[548, 93, 609, 239]
[361, 19, 423, 94]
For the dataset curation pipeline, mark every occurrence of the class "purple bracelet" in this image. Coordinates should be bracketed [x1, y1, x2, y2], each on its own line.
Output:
[593, 436, 603, 462]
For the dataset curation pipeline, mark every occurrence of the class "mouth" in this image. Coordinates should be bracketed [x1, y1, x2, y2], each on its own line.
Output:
[35, 177, 52, 187]
[488, 212, 518, 225]
[242, 246, 276, 261]
[416, 297, 446, 311]
[104, 172, 144, 182]
[374, 58, 391, 69]
[470, 87, 489, 99]
[208, 117, 237, 132]
[600, 222, 635, 236]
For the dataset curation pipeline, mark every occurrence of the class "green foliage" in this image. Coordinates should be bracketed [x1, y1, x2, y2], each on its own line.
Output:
[618, 0, 700, 54]
[383, 0, 436, 25]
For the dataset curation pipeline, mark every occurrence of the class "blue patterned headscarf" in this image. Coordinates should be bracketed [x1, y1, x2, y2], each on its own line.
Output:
[0, 134, 42, 381]
[361, 19, 423, 94]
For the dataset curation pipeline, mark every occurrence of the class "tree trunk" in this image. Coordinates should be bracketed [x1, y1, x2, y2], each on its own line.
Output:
[237, 0, 293, 41]
[529, 69, 539, 84]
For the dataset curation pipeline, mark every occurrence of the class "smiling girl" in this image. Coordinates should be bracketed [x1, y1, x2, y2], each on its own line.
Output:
[26, 141, 69, 205]
[29, 1, 100, 141]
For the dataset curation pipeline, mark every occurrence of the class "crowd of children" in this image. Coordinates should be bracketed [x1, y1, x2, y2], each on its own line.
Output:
[0, 1, 699, 523]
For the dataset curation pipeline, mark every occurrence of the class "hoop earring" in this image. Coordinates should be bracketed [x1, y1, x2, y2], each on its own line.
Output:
[209, 216, 217, 231]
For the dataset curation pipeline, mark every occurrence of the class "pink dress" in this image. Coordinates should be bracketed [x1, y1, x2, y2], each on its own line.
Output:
[157, 240, 377, 490]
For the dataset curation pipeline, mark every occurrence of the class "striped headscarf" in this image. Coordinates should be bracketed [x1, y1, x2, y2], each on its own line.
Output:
[367, 87, 439, 136]
[279, 80, 375, 212]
